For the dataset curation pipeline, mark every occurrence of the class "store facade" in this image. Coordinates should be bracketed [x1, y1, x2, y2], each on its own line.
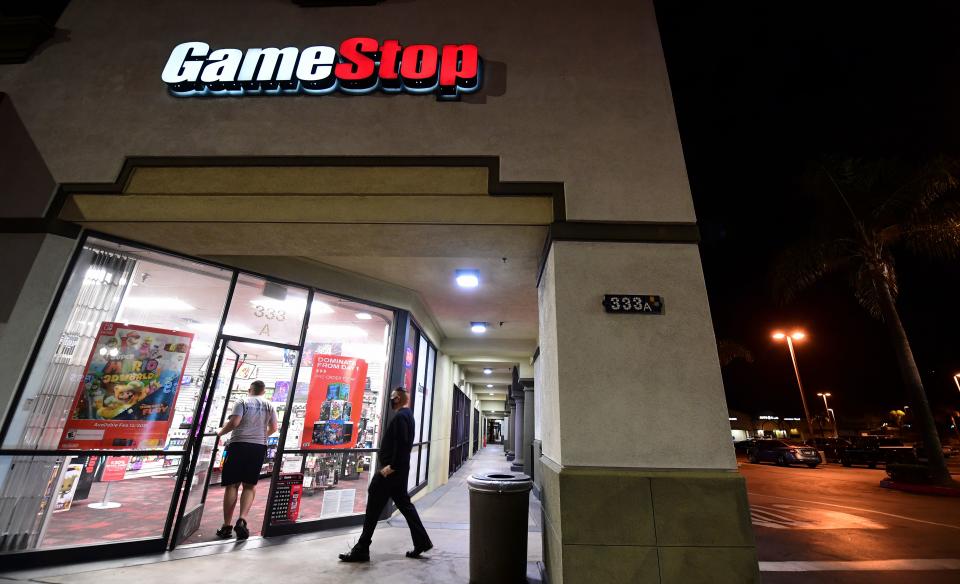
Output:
[0, 231, 440, 560]
[1, 1, 758, 582]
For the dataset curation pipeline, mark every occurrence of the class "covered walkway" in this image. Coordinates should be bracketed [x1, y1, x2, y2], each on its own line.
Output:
[0, 445, 542, 584]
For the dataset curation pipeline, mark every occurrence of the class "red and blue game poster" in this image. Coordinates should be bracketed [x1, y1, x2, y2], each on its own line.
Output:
[58, 322, 193, 450]
[301, 354, 368, 450]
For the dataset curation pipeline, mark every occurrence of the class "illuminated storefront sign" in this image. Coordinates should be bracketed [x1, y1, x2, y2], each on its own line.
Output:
[161, 38, 481, 100]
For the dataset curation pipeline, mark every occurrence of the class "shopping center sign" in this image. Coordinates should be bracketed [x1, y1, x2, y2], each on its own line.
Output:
[161, 38, 482, 100]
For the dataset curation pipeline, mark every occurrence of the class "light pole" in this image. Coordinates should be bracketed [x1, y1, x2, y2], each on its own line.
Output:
[817, 392, 837, 438]
[772, 329, 814, 438]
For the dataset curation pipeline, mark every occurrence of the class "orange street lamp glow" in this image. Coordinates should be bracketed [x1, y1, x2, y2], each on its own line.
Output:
[772, 327, 814, 437]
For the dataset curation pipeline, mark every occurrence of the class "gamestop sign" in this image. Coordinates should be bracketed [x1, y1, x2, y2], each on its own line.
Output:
[161, 38, 481, 100]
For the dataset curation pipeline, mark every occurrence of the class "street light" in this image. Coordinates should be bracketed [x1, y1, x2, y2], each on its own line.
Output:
[953, 373, 960, 393]
[772, 329, 814, 438]
[817, 392, 837, 438]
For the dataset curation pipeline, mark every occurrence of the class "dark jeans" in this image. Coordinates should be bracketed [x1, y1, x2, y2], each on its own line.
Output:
[356, 469, 430, 550]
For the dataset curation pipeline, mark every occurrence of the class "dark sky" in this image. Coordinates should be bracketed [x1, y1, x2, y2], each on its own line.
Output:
[654, 2, 960, 422]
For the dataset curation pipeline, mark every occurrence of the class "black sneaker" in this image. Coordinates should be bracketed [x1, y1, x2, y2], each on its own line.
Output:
[339, 547, 370, 562]
[406, 542, 433, 558]
[234, 518, 249, 540]
[215, 525, 233, 539]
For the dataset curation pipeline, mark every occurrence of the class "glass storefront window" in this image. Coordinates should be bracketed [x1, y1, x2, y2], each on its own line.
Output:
[4, 237, 233, 451]
[223, 273, 308, 346]
[265, 290, 392, 528]
[0, 454, 183, 551]
[0, 232, 406, 555]
[412, 336, 428, 442]
[420, 346, 436, 443]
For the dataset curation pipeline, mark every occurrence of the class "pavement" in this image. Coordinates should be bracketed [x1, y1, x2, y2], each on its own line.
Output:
[744, 457, 960, 583]
[4, 448, 958, 583]
[0, 445, 542, 584]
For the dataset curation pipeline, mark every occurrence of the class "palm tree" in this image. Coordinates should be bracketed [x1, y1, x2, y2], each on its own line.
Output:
[774, 157, 960, 485]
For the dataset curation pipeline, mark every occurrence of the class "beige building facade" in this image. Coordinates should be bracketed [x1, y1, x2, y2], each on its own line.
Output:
[0, 1, 757, 581]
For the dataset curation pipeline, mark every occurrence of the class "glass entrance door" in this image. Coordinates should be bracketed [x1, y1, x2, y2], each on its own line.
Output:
[172, 339, 299, 546]
[171, 340, 239, 545]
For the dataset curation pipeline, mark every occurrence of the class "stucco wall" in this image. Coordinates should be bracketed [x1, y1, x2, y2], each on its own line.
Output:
[548, 241, 735, 470]
[0, 0, 693, 223]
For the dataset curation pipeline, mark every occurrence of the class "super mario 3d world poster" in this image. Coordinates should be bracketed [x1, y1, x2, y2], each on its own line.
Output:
[58, 322, 194, 450]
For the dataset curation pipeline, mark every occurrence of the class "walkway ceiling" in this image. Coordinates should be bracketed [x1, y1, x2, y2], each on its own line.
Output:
[60, 164, 550, 364]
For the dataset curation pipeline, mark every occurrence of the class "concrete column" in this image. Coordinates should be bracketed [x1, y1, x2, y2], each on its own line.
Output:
[510, 384, 525, 472]
[537, 241, 759, 584]
[505, 400, 515, 460]
[521, 381, 535, 479]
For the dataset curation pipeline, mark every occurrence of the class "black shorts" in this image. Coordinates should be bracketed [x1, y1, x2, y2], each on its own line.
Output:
[221, 442, 267, 486]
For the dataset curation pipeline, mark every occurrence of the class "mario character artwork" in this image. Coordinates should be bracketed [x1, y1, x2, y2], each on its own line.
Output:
[59, 322, 194, 450]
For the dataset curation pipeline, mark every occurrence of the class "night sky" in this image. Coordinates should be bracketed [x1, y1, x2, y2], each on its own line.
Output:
[655, 2, 960, 422]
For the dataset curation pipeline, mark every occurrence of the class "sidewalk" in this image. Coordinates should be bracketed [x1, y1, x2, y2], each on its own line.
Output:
[0, 445, 542, 584]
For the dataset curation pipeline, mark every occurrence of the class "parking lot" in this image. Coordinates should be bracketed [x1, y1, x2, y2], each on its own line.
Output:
[742, 457, 960, 583]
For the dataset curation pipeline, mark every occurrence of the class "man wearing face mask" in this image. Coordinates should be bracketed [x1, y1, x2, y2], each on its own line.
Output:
[339, 387, 432, 562]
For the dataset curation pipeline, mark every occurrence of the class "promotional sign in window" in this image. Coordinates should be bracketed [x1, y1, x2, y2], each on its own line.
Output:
[58, 322, 193, 450]
[100, 456, 130, 482]
[301, 354, 368, 450]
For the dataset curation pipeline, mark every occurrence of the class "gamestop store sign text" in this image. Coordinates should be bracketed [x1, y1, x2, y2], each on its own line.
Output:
[162, 38, 481, 100]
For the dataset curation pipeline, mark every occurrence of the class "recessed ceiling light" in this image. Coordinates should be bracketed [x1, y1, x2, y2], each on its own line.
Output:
[489, 393, 494, 396]
[486, 384, 494, 388]
[124, 297, 195, 311]
[471, 322, 488, 334]
[483, 368, 493, 375]
[355, 312, 373, 320]
[455, 269, 480, 289]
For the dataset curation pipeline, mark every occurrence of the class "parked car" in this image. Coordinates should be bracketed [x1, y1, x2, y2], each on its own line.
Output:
[913, 441, 954, 463]
[733, 438, 757, 455]
[747, 439, 822, 468]
[838, 436, 916, 468]
[804, 437, 851, 462]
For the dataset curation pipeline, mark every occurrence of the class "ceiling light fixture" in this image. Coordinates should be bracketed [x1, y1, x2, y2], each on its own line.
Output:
[486, 384, 494, 388]
[355, 312, 373, 320]
[309, 325, 368, 339]
[123, 297, 195, 311]
[483, 368, 493, 375]
[455, 269, 480, 289]
[471, 322, 488, 334]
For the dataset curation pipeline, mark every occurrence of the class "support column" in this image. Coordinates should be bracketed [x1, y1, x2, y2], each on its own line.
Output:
[510, 382, 525, 472]
[505, 399, 515, 460]
[537, 241, 759, 584]
[521, 379, 535, 479]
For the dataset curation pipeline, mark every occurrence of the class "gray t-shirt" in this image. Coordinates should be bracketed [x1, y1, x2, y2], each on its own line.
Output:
[228, 395, 278, 446]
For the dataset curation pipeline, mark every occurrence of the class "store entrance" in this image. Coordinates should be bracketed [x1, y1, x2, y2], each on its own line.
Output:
[172, 338, 297, 546]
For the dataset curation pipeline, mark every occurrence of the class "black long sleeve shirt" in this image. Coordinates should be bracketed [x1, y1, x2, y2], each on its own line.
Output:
[379, 407, 415, 472]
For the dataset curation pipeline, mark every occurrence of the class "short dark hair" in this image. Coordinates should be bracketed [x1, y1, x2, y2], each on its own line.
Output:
[391, 387, 408, 402]
[250, 380, 266, 394]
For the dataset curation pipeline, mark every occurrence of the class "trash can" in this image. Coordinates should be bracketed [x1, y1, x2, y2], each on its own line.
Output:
[468, 471, 533, 584]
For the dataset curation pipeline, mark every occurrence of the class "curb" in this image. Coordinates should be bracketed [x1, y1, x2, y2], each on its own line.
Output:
[879, 479, 960, 497]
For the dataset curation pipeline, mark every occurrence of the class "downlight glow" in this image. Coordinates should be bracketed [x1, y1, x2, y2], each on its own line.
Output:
[483, 368, 493, 375]
[456, 269, 480, 289]
[470, 322, 488, 334]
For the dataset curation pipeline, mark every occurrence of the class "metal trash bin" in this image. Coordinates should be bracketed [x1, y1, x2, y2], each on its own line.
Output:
[468, 471, 533, 584]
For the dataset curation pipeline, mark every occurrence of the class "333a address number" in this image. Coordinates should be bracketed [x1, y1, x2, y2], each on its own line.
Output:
[602, 294, 664, 315]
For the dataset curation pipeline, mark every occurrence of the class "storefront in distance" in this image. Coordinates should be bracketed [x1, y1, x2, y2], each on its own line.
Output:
[1, 1, 758, 582]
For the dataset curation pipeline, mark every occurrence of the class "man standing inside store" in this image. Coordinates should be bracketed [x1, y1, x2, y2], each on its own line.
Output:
[216, 379, 278, 540]
[339, 387, 432, 562]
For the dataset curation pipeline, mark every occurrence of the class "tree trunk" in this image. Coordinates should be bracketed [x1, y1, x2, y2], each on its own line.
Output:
[875, 276, 954, 485]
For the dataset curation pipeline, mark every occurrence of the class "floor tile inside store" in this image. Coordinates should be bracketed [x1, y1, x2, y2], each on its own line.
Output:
[1, 445, 543, 584]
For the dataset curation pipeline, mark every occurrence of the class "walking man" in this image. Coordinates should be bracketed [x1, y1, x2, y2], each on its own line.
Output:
[216, 379, 278, 540]
[339, 387, 432, 561]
